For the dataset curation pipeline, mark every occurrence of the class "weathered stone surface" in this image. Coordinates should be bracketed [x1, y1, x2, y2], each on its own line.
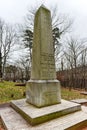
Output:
[0, 107, 30, 130]
[71, 99, 87, 104]
[80, 92, 87, 95]
[26, 80, 61, 107]
[11, 99, 81, 126]
[31, 6, 56, 80]
[1, 105, 87, 130]
[26, 6, 61, 107]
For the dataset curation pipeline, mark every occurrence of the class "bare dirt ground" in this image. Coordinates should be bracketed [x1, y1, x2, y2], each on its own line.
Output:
[81, 128, 87, 130]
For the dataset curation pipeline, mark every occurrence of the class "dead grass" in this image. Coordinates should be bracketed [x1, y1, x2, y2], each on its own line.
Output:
[61, 87, 87, 100]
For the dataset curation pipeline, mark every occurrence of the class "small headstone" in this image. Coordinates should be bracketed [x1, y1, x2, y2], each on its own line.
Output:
[71, 99, 87, 104]
[0, 78, 3, 82]
[80, 92, 87, 95]
[26, 5, 61, 107]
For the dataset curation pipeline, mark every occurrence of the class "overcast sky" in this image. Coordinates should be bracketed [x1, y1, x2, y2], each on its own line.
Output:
[0, 0, 87, 37]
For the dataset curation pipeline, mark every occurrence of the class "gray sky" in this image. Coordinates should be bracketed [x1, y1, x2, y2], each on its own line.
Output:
[0, 0, 86, 64]
[0, 0, 87, 37]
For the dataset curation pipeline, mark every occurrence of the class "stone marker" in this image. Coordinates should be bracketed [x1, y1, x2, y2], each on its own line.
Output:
[26, 5, 61, 107]
[0, 5, 82, 129]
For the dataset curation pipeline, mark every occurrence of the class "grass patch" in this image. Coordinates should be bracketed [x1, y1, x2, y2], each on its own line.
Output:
[61, 87, 87, 100]
[0, 81, 26, 103]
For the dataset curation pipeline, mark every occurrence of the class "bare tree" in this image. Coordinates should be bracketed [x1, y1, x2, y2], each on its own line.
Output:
[16, 56, 31, 81]
[0, 18, 17, 78]
[0, 50, 2, 78]
[21, 4, 73, 69]
[79, 48, 87, 89]
[63, 36, 87, 89]
[0, 19, 4, 78]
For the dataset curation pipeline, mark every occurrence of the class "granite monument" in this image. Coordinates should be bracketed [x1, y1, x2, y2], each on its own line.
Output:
[26, 5, 61, 107]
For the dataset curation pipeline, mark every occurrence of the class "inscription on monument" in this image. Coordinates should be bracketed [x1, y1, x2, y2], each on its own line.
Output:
[42, 91, 58, 104]
[41, 9, 53, 55]
[40, 53, 55, 79]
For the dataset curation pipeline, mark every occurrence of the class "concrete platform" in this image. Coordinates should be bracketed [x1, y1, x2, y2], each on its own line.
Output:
[10, 99, 81, 125]
[80, 92, 87, 95]
[0, 107, 30, 130]
[71, 99, 87, 104]
[0, 105, 87, 130]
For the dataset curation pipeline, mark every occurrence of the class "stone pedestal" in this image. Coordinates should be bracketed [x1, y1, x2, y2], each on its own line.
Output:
[11, 99, 81, 126]
[26, 80, 61, 107]
[26, 6, 61, 108]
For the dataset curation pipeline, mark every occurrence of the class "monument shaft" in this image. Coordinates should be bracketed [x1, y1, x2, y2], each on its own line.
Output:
[26, 6, 61, 107]
[31, 7, 56, 80]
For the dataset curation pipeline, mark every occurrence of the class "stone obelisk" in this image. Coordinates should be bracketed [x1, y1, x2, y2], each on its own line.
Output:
[26, 5, 61, 107]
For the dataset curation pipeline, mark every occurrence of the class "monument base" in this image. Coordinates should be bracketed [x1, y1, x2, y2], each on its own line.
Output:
[11, 99, 81, 126]
[26, 80, 61, 107]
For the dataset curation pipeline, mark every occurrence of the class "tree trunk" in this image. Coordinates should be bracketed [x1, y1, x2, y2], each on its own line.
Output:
[0, 50, 2, 78]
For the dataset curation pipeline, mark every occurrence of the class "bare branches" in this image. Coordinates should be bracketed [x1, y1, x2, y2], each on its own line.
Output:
[22, 4, 73, 69]
[64, 37, 87, 68]
[0, 18, 17, 77]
